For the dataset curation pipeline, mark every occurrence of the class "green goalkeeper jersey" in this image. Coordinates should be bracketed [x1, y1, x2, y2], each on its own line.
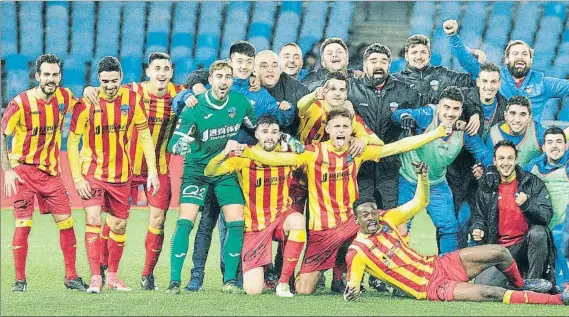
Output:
[168, 89, 257, 169]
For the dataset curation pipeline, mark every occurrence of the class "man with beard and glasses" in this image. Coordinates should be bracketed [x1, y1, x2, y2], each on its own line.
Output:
[278, 42, 308, 81]
[486, 96, 551, 167]
[344, 162, 567, 306]
[204, 115, 306, 297]
[444, 19, 569, 123]
[392, 87, 493, 255]
[525, 127, 569, 291]
[237, 108, 451, 295]
[471, 140, 555, 289]
[447, 62, 509, 248]
[1, 54, 88, 292]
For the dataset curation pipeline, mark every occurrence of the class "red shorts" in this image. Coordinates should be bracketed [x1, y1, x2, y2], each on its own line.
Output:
[130, 174, 172, 211]
[82, 175, 131, 219]
[300, 218, 359, 274]
[426, 251, 470, 302]
[241, 209, 299, 273]
[10, 164, 71, 219]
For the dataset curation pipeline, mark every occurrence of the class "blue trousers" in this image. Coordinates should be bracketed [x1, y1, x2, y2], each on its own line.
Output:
[399, 176, 458, 254]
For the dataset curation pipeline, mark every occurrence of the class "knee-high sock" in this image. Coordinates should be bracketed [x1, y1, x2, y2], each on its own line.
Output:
[223, 220, 244, 283]
[502, 261, 525, 288]
[170, 219, 194, 282]
[100, 219, 111, 267]
[56, 217, 78, 280]
[107, 230, 127, 274]
[503, 290, 563, 305]
[279, 229, 305, 284]
[143, 225, 164, 276]
[85, 224, 101, 276]
[13, 220, 32, 281]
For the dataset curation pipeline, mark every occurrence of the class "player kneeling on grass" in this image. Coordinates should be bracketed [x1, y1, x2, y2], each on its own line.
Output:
[204, 114, 306, 297]
[68, 56, 160, 293]
[344, 161, 569, 305]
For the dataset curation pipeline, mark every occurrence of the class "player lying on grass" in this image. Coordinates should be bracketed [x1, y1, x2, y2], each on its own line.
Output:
[204, 114, 306, 297]
[344, 161, 568, 305]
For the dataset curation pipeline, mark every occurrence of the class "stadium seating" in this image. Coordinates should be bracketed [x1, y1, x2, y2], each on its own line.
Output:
[19, 2, 44, 59]
[272, 1, 302, 51]
[1, 2, 17, 56]
[194, 2, 224, 67]
[221, 2, 252, 57]
[46, 2, 69, 57]
[325, 1, 355, 39]
[298, 2, 328, 53]
[70, 1, 95, 59]
[120, 2, 146, 58]
[248, 2, 278, 51]
[94, 2, 122, 58]
[5, 55, 30, 101]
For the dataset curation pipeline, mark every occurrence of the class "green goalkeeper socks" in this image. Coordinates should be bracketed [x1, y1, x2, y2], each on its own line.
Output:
[170, 219, 194, 282]
[223, 220, 244, 283]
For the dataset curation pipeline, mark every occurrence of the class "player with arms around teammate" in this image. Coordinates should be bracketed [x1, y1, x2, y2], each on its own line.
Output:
[67, 56, 160, 293]
[239, 108, 451, 294]
[345, 162, 568, 306]
[204, 115, 306, 297]
[1, 54, 88, 292]
[166, 60, 257, 294]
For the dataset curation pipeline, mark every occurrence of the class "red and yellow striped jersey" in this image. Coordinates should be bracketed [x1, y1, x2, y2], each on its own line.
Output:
[1, 87, 78, 176]
[126, 82, 184, 176]
[69, 87, 148, 183]
[242, 126, 447, 231]
[346, 173, 435, 299]
[204, 145, 294, 232]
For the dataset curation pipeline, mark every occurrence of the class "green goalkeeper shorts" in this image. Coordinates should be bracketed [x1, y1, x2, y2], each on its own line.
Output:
[179, 171, 244, 207]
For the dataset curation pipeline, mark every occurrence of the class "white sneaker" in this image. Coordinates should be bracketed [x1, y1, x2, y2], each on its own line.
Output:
[276, 283, 294, 297]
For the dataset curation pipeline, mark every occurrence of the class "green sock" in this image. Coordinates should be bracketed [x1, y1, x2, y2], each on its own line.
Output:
[223, 220, 244, 283]
[170, 219, 194, 282]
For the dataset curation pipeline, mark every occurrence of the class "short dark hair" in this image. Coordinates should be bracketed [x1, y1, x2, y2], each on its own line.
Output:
[35, 54, 62, 74]
[327, 107, 353, 122]
[506, 96, 532, 115]
[320, 37, 349, 58]
[405, 34, 430, 53]
[147, 52, 171, 66]
[363, 43, 392, 62]
[353, 197, 377, 217]
[479, 62, 501, 75]
[543, 126, 567, 144]
[209, 60, 233, 76]
[494, 139, 517, 158]
[97, 56, 122, 74]
[229, 40, 256, 58]
[324, 71, 349, 93]
[256, 114, 279, 128]
[279, 42, 301, 54]
[438, 86, 464, 104]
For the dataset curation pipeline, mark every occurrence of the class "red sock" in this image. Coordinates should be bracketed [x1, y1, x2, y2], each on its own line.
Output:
[333, 262, 345, 281]
[13, 224, 32, 281]
[100, 221, 111, 267]
[59, 227, 78, 280]
[504, 290, 563, 305]
[107, 230, 127, 273]
[142, 226, 164, 276]
[85, 225, 101, 276]
[502, 261, 525, 288]
[279, 240, 303, 284]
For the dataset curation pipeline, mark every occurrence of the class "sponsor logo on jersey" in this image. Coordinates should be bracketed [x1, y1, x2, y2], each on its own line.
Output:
[430, 80, 440, 92]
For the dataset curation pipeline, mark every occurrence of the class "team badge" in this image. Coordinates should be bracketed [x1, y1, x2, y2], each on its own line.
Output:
[249, 99, 256, 107]
[430, 80, 440, 92]
[188, 125, 196, 136]
[58, 103, 66, 114]
[346, 154, 354, 163]
[120, 105, 130, 115]
[389, 101, 399, 112]
[524, 86, 534, 94]
[228, 106, 237, 118]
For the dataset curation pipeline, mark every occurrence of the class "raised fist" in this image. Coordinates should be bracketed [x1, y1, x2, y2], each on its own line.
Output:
[443, 20, 459, 36]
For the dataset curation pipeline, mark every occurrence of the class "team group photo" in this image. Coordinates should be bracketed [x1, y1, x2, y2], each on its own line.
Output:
[1, 1, 569, 316]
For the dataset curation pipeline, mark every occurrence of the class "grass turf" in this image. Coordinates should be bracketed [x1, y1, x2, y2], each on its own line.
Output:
[1, 209, 568, 316]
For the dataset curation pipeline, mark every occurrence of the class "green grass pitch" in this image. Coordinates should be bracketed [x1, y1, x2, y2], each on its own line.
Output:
[1, 209, 568, 316]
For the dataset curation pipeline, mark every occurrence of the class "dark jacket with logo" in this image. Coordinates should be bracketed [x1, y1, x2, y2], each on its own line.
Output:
[265, 73, 310, 135]
[393, 64, 476, 104]
[471, 167, 556, 282]
[348, 75, 421, 182]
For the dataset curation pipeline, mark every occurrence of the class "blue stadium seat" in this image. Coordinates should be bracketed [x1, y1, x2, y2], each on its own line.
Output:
[436, 1, 462, 26]
[558, 98, 569, 121]
[409, 2, 436, 37]
[70, 2, 95, 59]
[146, 2, 172, 57]
[2, 2, 17, 56]
[221, 2, 251, 56]
[542, 99, 561, 121]
[89, 59, 100, 86]
[272, 11, 301, 51]
[173, 58, 194, 85]
[19, 2, 44, 59]
[544, 2, 566, 21]
[172, 2, 198, 58]
[62, 58, 86, 97]
[510, 2, 540, 45]
[121, 57, 143, 84]
[46, 2, 69, 56]
[298, 2, 328, 53]
[95, 2, 122, 58]
[249, 22, 273, 51]
[194, 33, 220, 67]
[5, 55, 30, 100]
[146, 32, 169, 56]
[120, 2, 146, 58]
[280, 1, 302, 14]
[491, 2, 514, 20]
[325, 1, 354, 39]
[195, 2, 224, 65]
